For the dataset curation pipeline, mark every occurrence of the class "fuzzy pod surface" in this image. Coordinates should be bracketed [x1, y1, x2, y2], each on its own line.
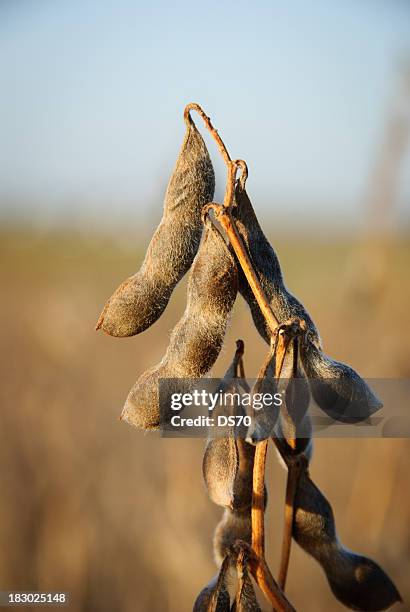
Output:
[213, 509, 253, 568]
[300, 341, 382, 423]
[231, 183, 381, 423]
[231, 183, 319, 346]
[203, 438, 255, 511]
[121, 225, 238, 430]
[203, 344, 254, 510]
[193, 574, 230, 612]
[96, 116, 215, 337]
[293, 469, 402, 611]
[233, 558, 262, 612]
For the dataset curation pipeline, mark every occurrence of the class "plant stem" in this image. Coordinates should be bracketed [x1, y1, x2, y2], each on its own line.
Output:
[278, 459, 302, 591]
[211, 202, 280, 336]
[251, 439, 268, 559]
[184, 102, 231, 166]
[233, 541, 296, 612]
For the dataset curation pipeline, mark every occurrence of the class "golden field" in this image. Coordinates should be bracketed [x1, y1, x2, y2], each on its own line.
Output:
[0, 225, 409, 611]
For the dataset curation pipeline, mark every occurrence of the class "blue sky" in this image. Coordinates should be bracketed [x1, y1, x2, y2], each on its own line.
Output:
[0, 0, 409, 228]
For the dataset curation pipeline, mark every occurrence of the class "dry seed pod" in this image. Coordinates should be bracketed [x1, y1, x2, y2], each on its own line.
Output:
[204, 437, 239, 509]
[203, 342, 254, 510]
[121, 224, 238, 429]
[245, 347, 280, 444]
[276, 339, 312, 448]
[293, 468, 402, 611]
[301, 340, 382, 423]
[96, 114, 215, 337]
[231, 183, 319, 347]
[273, 411, 313, 469]
[232, 550, 261, 612]
[209, 442, 264, 568]
[203, 438, 256, 511]
[231, 182, 381, 423]
[193, 556, 231, 612]
[214, 509, 253, 567]
[212, 444, 265, 565]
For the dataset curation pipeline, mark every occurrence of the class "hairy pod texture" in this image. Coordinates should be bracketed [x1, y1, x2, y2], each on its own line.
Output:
[301, 341, 382, 422]
[231, 184, 319, 346]
[121, 225, 238, 430]
[246, 349, 280, 444]
[211, 437, 266, 566]
[193, 573, 230, 612]
[193, 549, 262, 612]
[231, 183, 381, 423]
[96, 117, 215, 337]
[232, 554, 261, 612]
[203, 344, 254, 509]
[203, 438, 255, 511]
[213, 509, 252, 568]
[293, 469, 402, 611]
[276, 343, 312, 447]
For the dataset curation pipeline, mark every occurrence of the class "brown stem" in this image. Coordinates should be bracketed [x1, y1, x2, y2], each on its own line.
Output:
[223, 161, 238, 210]
[184, 102, 231, 167]
[251, 439, 268, 559]
[276, 333, 304, 591]
[251, 329, 290, 563]
[209, 203, 279, 335]
[278, 459, 302, 591]
[233, 541, 296, 612]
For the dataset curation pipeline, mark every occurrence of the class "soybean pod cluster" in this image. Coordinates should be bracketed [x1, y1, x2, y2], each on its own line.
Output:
[97, 103, 402, 612]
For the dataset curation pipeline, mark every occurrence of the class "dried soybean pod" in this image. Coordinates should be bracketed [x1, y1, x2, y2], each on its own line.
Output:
[274, 414, 313, 462]
[203, 342, 255, 510]
[245, 345, 279, 444]
[301, 340, 382, 423]
[203, 437, 239, 509]
[213, 483, 267, 565]
[276, 338, 312, 449]
[293, 468, 402, 611]
[214, 509, 252, 567]
[231, 181, 382, 423]
[96, 112, 215, 337]
[121, 224, 238, 430]
[212, 446, 264, 564]
[231, 182, 319, 346]
[193, 555, 231, 612]
[204, 438, 256, 510]
[232, 549, 261, 612]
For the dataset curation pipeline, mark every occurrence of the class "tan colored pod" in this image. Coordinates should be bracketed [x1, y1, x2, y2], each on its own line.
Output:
[203, 437, 239, 509]
[231, 183, 381, 423]
[203, 438, 255, 511]
[231, 184, 319, 346]
[213, 509, 252, 568]
[96, 114, 215, 337]
[193, 556, 231, 612]
[300, 340, 382, 423]
[203, 341, 254, 510]
[233, 551, 261, 612]
[121, 224, 238, 430]
[293, 468, 402, 611]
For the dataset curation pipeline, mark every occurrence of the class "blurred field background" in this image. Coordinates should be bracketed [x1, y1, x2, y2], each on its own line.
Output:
[1, 1, 410, 610]
[0, 224, 409, 612]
